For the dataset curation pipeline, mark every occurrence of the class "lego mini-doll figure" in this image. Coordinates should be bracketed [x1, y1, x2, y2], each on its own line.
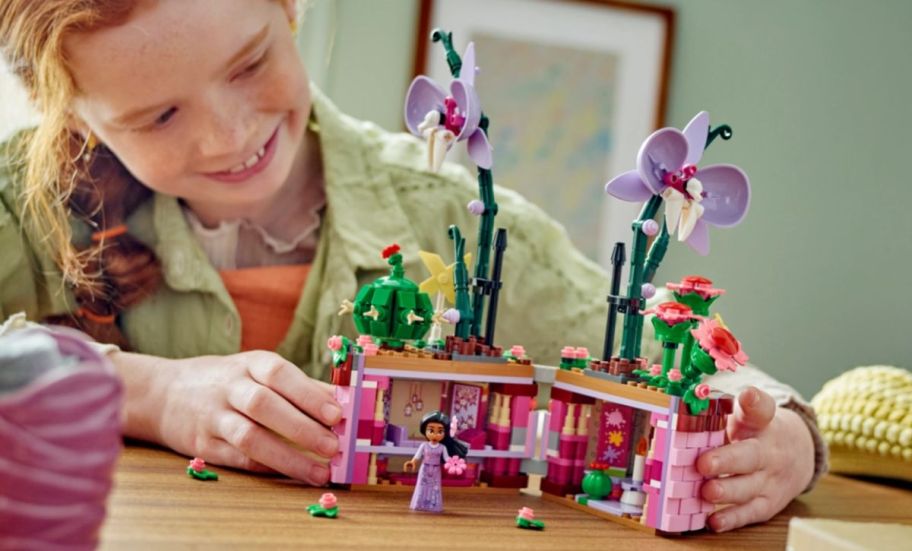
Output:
[403, 411, 468, 512]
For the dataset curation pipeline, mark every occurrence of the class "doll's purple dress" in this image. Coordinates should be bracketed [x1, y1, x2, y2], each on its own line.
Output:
[410, 442, 450, 512]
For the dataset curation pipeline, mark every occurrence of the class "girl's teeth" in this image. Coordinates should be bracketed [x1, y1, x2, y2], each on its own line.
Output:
[225, 144, 267, 174]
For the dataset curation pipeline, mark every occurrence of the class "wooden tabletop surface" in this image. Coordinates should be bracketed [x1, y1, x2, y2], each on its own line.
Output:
[99, 443, 912, 550]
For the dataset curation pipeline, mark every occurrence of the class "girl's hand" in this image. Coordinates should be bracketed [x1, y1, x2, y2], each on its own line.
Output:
[696, 386, 815, 532]
[126, 351, 342, 485]
[403, 459, 417, 473]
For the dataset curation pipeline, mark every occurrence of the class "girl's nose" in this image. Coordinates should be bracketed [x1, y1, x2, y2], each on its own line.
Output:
[196, 96, 256, 162]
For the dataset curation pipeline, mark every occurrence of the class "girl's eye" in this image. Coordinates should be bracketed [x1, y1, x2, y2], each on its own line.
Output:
[235, 51, 268, 80]
[137, 107, 177, 132]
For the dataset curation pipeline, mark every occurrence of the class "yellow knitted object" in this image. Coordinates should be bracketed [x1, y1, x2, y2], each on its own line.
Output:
[811, 366, 912, 482]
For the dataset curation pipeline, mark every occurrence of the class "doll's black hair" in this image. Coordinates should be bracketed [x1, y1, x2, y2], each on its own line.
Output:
[419, 410, 468, 461]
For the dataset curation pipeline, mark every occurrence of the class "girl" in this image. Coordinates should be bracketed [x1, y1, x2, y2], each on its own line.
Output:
[0, 0, 824, 531]
[403, 410, 468, 513]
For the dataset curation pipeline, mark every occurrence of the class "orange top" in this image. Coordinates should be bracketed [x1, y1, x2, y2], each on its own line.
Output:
[219, 264, 311, 352]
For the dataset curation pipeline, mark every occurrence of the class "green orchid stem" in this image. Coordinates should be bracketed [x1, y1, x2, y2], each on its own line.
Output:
[706, 124, 733, 148]
[643, 221, 670, 284]
[619, 195, 663, 360]
[434, 29, 499, 342]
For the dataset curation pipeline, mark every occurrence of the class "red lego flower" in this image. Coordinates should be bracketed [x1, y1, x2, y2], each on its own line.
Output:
[381, 243, 401, 259]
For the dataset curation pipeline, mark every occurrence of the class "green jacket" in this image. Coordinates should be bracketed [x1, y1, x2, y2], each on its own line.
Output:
[0, 88, 661, 381]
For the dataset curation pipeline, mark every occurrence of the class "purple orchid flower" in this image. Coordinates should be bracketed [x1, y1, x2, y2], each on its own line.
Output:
[604, 112, 750, 255]
[404, 42, 493, 171]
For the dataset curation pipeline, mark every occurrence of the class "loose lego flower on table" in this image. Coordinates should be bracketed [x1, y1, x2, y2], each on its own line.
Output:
[516, 507, 545, 530]
[404, 42, 493, 171]
[186, 457, 218, 481]
[604, 111, 750, 255]
[690, 318, 749, 375]
[307, 492, 339, 518]
[444, 455, 467, 476]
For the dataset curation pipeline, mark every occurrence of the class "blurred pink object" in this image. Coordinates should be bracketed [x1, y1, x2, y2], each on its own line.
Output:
[0, 326, 123, 549]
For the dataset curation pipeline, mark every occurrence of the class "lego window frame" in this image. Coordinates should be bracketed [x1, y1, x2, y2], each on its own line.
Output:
[412, 0, 675, 267]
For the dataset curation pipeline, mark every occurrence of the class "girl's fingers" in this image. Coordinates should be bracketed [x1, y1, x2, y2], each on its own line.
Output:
[197, 437, 276, 474]
[245, 353, 342, 426]
[728, 386, 776, 441]
[697, 438, 766, 477]
[701, 471, 766, 505]
[708, 495, 774, 532]
[215, 411, 331, 485]
[226, 377, 339, 458]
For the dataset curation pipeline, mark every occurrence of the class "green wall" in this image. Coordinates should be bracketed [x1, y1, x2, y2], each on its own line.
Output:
[304, 0, 912, 398]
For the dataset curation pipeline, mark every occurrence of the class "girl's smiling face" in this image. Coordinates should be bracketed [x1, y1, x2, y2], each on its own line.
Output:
[65, 0, 310, 218]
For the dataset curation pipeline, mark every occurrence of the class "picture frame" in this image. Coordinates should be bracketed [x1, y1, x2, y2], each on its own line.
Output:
[413, 0, 674, 266]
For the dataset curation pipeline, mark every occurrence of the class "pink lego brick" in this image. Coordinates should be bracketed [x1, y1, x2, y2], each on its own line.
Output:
[708, 430, 725, 447]
[668, 446, 698, 466]
[682, 463, 702, 481]
[672, 431, 689, 448]
[352, 452, 370, 485]
[686, 431, 710, 449]
[650, 412, 668, 426]
[549, 401, 567, 432]
[652, 427, 668, 457]
[690, 512, 707, 531]
[670, 466, 685, 481]
[663, 498, 681, 515]
[666, 480, 695, 499]
[510, 396, 531, 427]
[660, 513, 692, 533]
[680, 497, 701, 515]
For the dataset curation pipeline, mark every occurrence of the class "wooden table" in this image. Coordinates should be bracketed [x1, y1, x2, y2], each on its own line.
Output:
[100, 444, 912, 550]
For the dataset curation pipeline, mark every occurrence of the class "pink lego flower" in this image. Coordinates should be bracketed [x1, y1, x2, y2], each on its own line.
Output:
[356, 335, 374, 347]
[667, 275, 725, 300]
[444, 456, 467, 476]
[644, 302, 696, 326]
[327, 335, 343, 352]
[517, 507, 536, 521]
[189, 457, 206, 472]
[649, 364, 662, 376]
[560, 346, 576, 358]
[319, 493, 337, 509]
[694, 383, 711, 400]
[509, 345, 526, 358]
[668, 369, 682, 382]
[691, 318, 748, 372]
[362, 343, 379, 356]
[574, 347, 590, 359]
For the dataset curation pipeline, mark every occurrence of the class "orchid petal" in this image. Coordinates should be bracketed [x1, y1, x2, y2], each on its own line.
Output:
[682, 111, 710, 166]
[467, 129, 493, 169]
[661, 188, 685, 236]
[428, 129, 455, 172]
[459, 42, 477, 86]
[637, 128, 689, 194]
[404, 76, 447, 135]
[684, 219, 711, 255]
[450, 79, 481, 140]
[678, 201, 704, 242]
[604, 170, 654, 202]
[695, 164, 751, 227]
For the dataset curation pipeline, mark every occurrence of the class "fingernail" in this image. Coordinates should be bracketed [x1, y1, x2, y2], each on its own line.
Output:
[711, 481, 724, 501]
[321, 403, 342, 424]
[310, 463, 329, 484]
[319, 434, 339, 456]
[713, 515, 728, 532]
[746, 387, 759, 406]
[709, 457, 719, 474]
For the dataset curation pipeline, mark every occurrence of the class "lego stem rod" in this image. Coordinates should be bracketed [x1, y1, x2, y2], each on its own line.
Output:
[433, 29, 499, 341]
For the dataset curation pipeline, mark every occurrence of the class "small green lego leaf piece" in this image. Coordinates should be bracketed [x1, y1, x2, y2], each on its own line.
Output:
[187, 466, 218, 481]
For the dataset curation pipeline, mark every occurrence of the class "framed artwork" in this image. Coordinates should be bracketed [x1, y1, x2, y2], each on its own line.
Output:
[413, 0, 674, 266]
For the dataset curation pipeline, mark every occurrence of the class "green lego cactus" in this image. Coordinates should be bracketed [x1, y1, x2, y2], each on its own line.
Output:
[346, 244, 434, 348]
